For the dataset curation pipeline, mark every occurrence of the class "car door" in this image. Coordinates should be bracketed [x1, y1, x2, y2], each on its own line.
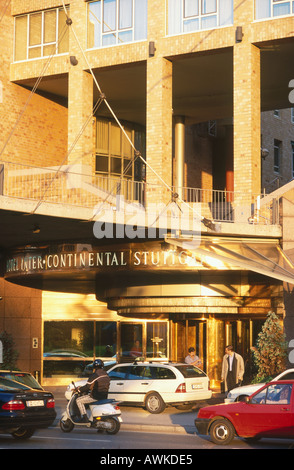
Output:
[241, 383, 294, 437]
[108, 366, 130, 402]
[119, 365, 154, 404]
[108, 365, 154, 404]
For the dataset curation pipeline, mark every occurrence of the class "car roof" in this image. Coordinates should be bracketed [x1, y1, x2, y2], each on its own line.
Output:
[110, 361, 193, 367]
[0, 370, 33, 374]
[267, 379, 294, 384]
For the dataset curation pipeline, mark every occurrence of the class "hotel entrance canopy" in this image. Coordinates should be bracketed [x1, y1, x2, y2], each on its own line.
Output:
[166, 237, 294, 285]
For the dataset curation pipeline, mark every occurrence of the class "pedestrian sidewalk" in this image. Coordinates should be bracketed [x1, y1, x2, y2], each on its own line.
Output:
[47, 386, 224, 435]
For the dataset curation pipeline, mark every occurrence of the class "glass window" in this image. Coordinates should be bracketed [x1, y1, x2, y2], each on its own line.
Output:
[184, 0, 199, 17]
[14, 8, 69, 61]
[15, 16, 28, 61]
[202, 0, 216, 14]
[104, 0, 116, 32]
[176, 365, 206, 378]
[273, 1, 290, 16]
[168, 0, 233, 35]
[44, 10, 57, 44]
[151, 367, 176, 379]
[109, 366, 129, 379]
[120, 323, 143, 358]
[44, 321, 94, 356]
[146, 322, 168, 358]
[128, 366, 152, 379]
[87, 0, 147, 48]
[43, 320, 117, 378]
[274, 139, 281, 173]
[252, 384, 292, 404]
[95, 118, 140, 184]
[256, 0, 293, 19]
[120, 0, 133, 29]
[95, 321, 117, 357]
[29, 13, 42, 46]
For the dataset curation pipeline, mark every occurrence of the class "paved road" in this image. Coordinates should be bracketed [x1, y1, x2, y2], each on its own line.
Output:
[0, 387, 293, 450]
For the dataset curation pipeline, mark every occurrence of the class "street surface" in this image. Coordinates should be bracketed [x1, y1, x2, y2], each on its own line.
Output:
[0, 425, 293, 450]
[0, 387, 293, 451]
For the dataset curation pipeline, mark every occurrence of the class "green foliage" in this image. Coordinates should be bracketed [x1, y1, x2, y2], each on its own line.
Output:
[251, 311, 287, 383]
[0, 331, 19, 370]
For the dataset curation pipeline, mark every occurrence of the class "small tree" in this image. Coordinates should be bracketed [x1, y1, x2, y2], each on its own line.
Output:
[0, 331, 19, 370]
[251, 311, 287, 383]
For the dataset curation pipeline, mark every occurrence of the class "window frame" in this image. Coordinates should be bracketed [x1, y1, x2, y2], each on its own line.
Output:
[273, 139, 281, 174]
[14, 7, 69, 62]
[87, 0, 147, 49]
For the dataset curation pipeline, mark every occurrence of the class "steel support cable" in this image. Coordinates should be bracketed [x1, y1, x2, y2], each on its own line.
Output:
[31, 96, 104, 213]
[0, 22, 69, 161]
[0, 0, 10, 24]
[61, 2, 213, 229]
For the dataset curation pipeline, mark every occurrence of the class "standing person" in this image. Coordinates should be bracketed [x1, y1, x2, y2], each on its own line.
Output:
[185, 347, 202, 367]
[76, 359, 110, 423]
[221, 345, 244, 395]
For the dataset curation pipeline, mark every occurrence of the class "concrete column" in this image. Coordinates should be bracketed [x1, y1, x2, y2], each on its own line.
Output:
[67, 1, 94, 168]
[174, 116, 185, 201]
[68, 68, 93, 167]
[146, 57, 173, 206]
[233, 43, 261, 197]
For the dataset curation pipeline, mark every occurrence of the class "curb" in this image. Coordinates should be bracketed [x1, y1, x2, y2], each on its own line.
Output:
[121, 423, 195, 434]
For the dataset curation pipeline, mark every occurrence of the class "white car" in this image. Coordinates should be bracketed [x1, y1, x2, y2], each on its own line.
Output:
[224, 368, 294, 403]
[65, 361, 212, 413]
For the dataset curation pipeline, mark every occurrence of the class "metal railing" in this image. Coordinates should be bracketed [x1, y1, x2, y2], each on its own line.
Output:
[0, 160, 279, 226]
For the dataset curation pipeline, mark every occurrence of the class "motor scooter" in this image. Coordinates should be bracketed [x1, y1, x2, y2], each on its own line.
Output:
[60, 382, 122, 434]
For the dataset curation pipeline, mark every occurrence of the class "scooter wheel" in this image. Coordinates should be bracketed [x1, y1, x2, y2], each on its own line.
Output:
[59, 418, 74, 433]
[104, 417, 120, 435]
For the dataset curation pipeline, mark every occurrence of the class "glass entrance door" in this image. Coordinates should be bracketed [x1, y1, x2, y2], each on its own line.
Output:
[171, 319, 207, 371]
[118, 322, 168, 362]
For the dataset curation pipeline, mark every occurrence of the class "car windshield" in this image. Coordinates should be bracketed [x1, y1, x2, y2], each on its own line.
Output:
[175, 365, 206, 378]
[0, 377, 32, 391]
[0, 372, 42, 390]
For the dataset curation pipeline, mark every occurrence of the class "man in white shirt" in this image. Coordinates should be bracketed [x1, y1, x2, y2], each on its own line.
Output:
[185, 347, 202, 367]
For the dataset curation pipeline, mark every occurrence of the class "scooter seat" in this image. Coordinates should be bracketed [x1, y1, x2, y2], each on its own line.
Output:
[90, 398, 116, 405]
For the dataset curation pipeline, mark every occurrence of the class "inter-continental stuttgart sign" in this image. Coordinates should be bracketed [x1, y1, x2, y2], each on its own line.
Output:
[5, 242, 205, 277]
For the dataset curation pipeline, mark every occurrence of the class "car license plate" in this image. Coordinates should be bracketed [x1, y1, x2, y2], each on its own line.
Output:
[192, 384, 203, 389]
[26, 400, 44, 407]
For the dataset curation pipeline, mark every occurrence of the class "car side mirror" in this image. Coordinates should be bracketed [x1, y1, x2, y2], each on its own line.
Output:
[245, 396, 250, 403]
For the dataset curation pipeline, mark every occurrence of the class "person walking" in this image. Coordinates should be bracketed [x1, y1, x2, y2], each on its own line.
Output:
[221, 345, 244, 394]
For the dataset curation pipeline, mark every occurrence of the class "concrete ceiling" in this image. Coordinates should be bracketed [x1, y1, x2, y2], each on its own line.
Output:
[17, 39, 294, 127]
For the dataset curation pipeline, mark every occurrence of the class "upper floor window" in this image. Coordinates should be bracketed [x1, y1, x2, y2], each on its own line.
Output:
[256, 0, 294, 20]
[167, 0, 233, 35]
[274, 139, 281, 174]
[87, 0, 147, 49]
[14, 7, 69, 61]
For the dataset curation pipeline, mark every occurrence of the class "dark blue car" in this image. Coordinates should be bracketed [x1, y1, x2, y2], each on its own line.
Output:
[0, 377, 56, 440]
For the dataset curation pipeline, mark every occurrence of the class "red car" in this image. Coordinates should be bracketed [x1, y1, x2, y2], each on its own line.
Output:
[195, 380, 294, 445]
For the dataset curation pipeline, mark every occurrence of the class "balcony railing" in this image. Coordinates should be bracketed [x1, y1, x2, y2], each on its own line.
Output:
[0, 160, 279, 226]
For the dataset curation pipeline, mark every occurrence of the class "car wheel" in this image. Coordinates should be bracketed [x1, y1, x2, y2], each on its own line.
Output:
[209, 418, 235, 445]
[60, 418, 74, 433]
[11, 428, 35, 440]
[145, 392, 166, 414]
